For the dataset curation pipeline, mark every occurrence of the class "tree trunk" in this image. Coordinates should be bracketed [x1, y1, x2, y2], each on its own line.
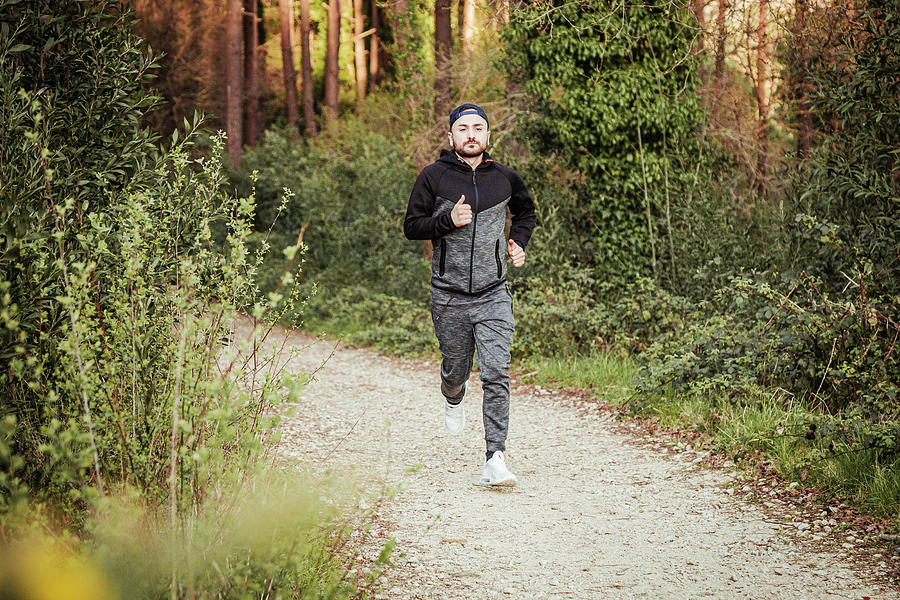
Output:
[460, 0, 475, 57]
[434, 0, 452, 120]
[324, 0, 342, 123]
[714, 0, 729, 90]
[691, 0, 707, 54]
[353, 0, 367, 104]
[497, 0, 509, 25]
[279, 0, 300, 134]
[243, 0, 260, 147]
[756, 0, 769, 189]
[225, 0, 243, 167]
[299, 0, 317, 136]
[795, 0, 813, 159]
[369, 0, 380, 92]
[391, 0, 410, 66]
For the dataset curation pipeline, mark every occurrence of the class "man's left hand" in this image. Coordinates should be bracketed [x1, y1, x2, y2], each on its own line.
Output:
[507, 240, 525, 267]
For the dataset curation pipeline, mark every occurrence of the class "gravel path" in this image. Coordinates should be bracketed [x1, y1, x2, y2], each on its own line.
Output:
[269, 328, 895, 600]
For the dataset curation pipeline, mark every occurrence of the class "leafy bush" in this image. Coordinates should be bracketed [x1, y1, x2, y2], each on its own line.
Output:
[236, 124, 428, 302]
[502, 0, 704, 282]
[787, 0, 900, 296]
[634, 269, 900, 457]
[0, 3, 383, 597]
[511, 266, 691, 358]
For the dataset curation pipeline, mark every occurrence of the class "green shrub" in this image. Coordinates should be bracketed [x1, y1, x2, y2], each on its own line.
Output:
[502, 0, 704, 282]
[787, 1, 900, 296]
[0, 3, 382, 597]
[511, 266, 690, 358]
[236, 124, 429, 303]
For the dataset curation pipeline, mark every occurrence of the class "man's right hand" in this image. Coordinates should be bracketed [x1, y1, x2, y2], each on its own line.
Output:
[450, 195, 473, 227]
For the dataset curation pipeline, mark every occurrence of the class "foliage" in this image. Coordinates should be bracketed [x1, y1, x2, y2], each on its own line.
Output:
[510, 266, 690, 358]
[236, 124, 428, 303]
[634, 267, 900, 457]
[787, 0, 900, 297]
[303, 285, 437, 356]
[0, 0, 300, 512]
[502, 0, 704, 282]
[0, 470, 390, 599]
[0, 2, 384, 597]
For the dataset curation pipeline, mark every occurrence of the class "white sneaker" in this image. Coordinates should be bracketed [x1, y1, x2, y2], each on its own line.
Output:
[478, 451, 517, 486]
[444, 382, 467, 434]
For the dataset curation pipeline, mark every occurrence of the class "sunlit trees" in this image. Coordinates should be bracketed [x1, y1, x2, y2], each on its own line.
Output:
[300, 0, 317, 136]
[434, 0, 452, 118]
[279, 0, 300, 136]
[225, 0, 243, 165]
[324, 0, 341, 123]
[243, 0, 260, 146]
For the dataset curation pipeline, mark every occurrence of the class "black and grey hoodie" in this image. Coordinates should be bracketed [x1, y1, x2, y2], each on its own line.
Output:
[404, 150, 536, 295]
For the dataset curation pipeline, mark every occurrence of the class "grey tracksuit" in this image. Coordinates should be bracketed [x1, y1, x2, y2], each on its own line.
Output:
[403, 149, 536, 454]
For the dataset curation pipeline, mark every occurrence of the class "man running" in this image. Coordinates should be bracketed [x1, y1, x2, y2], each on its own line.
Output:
[403, 103, 536, 486]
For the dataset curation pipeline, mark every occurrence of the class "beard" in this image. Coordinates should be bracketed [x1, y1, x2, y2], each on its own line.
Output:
[454, 139, 485, 158]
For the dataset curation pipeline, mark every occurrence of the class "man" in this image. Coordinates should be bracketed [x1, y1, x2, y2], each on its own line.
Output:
[403, 103, 536, 486]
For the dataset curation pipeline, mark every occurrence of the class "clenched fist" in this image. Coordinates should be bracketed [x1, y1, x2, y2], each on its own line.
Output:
[451, 195, 473, 227]
[507, 239, 525, 267]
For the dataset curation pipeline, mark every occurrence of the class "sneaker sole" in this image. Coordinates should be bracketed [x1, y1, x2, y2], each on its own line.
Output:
[476, 474, 517, 487]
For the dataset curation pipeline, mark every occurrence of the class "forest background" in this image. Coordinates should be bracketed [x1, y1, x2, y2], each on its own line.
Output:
[1, 0, 899, 598]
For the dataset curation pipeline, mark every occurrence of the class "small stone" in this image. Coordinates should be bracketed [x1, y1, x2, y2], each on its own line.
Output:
[842, 543, 855, 550]
[797, 523, 810, 530]
[789, 482, 800, 489]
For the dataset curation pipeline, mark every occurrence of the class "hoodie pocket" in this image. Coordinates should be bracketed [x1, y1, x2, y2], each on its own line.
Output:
[440, 240, 447, 276]
[495, 239, 502, 279]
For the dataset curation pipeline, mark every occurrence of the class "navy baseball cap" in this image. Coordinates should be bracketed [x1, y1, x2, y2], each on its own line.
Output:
[449, 103, 489, 129]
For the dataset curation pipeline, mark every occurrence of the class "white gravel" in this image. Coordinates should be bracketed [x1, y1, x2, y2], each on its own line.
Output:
[266, 328, 894, 600]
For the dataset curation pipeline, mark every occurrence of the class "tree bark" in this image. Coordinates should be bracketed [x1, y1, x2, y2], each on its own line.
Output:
[795, 0, 813, 159]
[369, 0, 380, 92]
[714, 0, 730, 90]
[243, 0, 260, 147]
[691, 0, 707, 54]
[460, 0, 475, 57]
[225, 0, 243, 167]
[353, 0, 367, 104]
[434, 0, 452, 120]
[299, 0, 317, 136]
[324, 0, 342, 123]
[279, 0, 300, 134]
[497, 0, 509, 25]
[390, 0, 410, 67]
[756, 0, 769, 189]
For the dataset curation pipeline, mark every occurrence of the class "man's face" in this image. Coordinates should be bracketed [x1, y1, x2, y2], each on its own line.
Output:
[448, 114, 490, 158]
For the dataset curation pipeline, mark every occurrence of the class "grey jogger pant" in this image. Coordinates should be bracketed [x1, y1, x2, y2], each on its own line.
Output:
[431, 283, 515, 454]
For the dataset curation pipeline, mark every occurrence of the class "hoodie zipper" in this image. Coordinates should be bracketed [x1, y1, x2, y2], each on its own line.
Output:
[468, 170, 479, 294]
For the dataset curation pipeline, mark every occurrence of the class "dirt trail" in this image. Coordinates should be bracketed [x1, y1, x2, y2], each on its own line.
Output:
[271, 329, 896, 600]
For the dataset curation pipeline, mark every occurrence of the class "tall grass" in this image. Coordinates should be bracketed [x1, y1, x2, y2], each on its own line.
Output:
[0, 469, 392, 600]
[516, 351, 637, 406]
